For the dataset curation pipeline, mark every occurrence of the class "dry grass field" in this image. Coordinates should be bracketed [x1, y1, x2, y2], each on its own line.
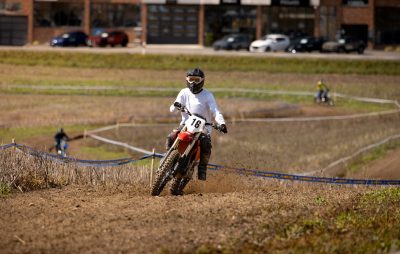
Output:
[1, 55, 400, 253]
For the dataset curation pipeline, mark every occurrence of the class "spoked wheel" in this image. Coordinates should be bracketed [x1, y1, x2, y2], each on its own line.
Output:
[170, 161, 196, 195]
[151, 150, 179, 196]
[170, 177, 190, 196]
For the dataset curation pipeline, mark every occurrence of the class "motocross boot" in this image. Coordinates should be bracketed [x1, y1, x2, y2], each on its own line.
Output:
[198, 134, 212, 181]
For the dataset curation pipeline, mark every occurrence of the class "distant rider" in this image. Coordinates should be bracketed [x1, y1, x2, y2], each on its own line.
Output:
[316, 79, 329, 103]
[167, 68, 228, 181]
[54, 128, 70, 153]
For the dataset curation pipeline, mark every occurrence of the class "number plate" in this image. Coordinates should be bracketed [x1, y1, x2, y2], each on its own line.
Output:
[185, 115, 206, 133]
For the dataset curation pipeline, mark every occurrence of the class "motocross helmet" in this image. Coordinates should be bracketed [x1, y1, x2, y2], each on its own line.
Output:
[186, 68, 205, 94]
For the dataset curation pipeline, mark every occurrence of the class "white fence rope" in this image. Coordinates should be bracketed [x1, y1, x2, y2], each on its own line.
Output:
[212, 88, 400, 108]
[87, 123, 174, 135]
[235, 109, 400, 123]
[88, 133, 155, 155]
[301, 133, 400, 176]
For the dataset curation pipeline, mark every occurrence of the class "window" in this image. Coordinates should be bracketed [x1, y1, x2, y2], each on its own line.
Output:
[91, 3, 140, 28]
[261, 6, 314, 37]
[342, 0, 368, 7]
[34, 2, 83, 27]
[205, 6, 256, 45]
[0, 0, 21, 14]
[147, 5, 198, 44]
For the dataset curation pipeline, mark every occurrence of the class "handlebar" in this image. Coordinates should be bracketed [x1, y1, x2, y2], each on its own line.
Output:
[174, 104, 224, 132]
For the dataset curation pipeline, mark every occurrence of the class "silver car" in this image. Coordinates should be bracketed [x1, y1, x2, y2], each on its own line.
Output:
[250, 34, 290, 52]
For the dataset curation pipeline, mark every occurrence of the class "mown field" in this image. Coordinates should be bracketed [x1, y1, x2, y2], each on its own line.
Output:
[1, 50, 400, 253]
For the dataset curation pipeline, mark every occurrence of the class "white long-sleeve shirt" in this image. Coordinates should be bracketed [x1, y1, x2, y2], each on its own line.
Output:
[170, 88, 225, 134]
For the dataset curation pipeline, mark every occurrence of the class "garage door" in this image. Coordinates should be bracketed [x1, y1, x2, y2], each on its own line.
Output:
[0, 15, 28, 46]
[147, 5, 198, 44]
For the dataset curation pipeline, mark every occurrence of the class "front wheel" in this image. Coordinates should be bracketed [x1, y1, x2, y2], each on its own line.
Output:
[170, 177, 190, 196]
[151, 150, 179, 196]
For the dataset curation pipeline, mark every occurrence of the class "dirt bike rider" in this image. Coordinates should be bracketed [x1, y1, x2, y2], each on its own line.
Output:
[166, 68, 228, 181]
[316, 79, 330, 102]
[54, 128, 70, 153]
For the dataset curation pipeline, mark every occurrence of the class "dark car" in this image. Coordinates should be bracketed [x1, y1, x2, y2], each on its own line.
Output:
[322, 36, 366, 54]
[287, 36, 325, 53]
[50, 31, 88, 47]
[88, 30, 129, 47]
[212, 34, 251, 51]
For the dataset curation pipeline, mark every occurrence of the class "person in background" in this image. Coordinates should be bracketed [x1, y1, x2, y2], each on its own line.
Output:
[316, 79, 329, 103]
[54, 128, 70, 154]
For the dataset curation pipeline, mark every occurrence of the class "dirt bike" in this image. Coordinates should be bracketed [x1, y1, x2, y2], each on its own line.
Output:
[314, 90, 335, 106]
[151, 104, 223, 196]
[56, 139, 68, 157]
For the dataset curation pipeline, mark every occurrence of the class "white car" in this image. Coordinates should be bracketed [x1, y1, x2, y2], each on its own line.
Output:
[249, 34, 290, 52]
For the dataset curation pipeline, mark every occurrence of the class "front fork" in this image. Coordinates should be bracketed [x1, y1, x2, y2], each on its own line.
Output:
[169, 130, 201, 179]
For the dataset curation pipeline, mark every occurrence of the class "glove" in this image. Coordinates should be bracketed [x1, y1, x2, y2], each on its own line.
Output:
[220, 124, 228, 134]
[174, 102, 182, 110]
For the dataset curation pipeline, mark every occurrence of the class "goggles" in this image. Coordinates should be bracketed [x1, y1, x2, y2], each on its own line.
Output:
[186, 76, 204, 84]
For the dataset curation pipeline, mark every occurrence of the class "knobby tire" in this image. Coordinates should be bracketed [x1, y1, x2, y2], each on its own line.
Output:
[151, 149, 179, 196]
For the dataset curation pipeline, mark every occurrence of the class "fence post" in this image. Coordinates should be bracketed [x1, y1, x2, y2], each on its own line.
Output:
[150, 148, 155, 187]
[333, 88, 337, 104]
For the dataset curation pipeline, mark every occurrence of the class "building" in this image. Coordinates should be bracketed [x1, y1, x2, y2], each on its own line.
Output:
[0, 0, 399, 48]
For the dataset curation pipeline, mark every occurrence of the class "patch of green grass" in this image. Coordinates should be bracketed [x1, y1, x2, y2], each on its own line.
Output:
[3, 77, 180, 88]
[0, 86, 178, 97]
[338, 98, 397, 112]
[79, 146, 131, 160]
[361, 188, 400, 205]
[0, 50, 399, 75]
[314, 196, 327, 205]
[0, 182, 12, 195]
[0, 124, 99, 144]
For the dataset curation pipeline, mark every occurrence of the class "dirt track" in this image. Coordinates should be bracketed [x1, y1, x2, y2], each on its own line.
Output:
[348, 147, 400, 180]
[0, 173, 270, 253]
[0, 172, 377, 254]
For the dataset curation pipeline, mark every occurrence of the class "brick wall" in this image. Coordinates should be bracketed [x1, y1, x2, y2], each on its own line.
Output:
[375, 0, 400, 7]
[342, 7, 373, 25]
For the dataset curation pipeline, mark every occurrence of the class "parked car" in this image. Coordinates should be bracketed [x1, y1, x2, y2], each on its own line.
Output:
[212, 34, 251, 51]
[287, 36, 325, 53]
[249, 34, 290, 52]
[321, 36, 366, 54]
[50, 31, 88, 47]
[87, 30, 129, 47]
